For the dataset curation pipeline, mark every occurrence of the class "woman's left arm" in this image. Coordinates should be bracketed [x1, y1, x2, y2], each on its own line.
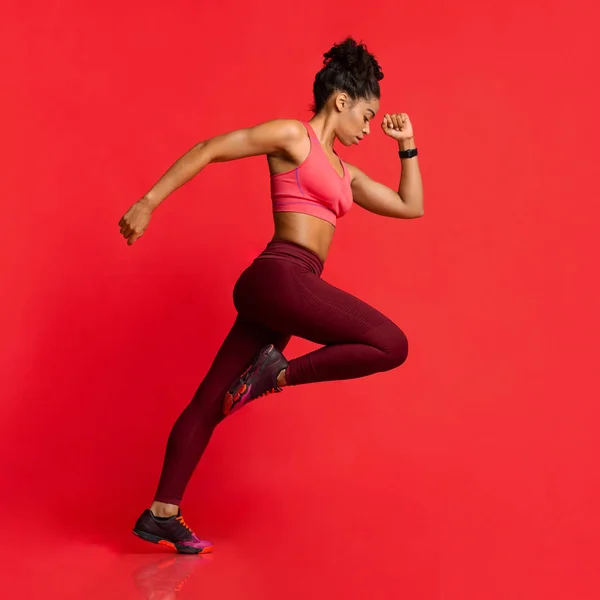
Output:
[348, 113, 424, 219]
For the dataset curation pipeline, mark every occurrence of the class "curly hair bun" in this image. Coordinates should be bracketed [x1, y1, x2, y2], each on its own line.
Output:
[322, 37, 384, 82]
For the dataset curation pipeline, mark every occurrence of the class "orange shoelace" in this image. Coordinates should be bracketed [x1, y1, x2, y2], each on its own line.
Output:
[176, 515, 193, 533]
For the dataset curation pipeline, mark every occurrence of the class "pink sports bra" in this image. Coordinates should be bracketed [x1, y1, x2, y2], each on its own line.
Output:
[270, 122, 353, 227]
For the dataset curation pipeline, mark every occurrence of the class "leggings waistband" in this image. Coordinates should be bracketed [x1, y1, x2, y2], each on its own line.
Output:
[253, 239, 324, 276]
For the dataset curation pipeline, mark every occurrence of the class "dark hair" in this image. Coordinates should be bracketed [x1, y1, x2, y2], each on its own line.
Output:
[311, 37, 384, 114]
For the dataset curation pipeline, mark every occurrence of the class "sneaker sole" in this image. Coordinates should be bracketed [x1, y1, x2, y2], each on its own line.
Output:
[223, 344, 275, 416]
[132, 528, 213, 554]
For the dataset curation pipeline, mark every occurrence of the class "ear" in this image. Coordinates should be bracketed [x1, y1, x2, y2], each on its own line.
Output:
[334, 92, 350, 113]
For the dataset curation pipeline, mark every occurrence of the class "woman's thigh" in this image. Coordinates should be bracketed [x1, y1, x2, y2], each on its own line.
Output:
[234, 260, 402, 347]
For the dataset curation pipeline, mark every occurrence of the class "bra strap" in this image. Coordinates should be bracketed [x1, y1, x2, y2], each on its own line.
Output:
[303, 121, 320, 143]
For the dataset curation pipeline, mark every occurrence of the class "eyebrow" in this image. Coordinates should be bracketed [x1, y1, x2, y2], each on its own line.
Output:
[366, 108, 376, 117]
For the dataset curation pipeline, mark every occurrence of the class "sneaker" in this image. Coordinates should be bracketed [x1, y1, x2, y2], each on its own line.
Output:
[132, 509, 213, 554]
[223, 344, 289, 416]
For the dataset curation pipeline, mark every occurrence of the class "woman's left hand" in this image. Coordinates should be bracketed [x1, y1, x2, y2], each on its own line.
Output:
[381, 113, 414, 141]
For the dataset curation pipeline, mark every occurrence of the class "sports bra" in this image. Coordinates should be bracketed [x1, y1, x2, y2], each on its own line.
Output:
[270, 121, 353, 227]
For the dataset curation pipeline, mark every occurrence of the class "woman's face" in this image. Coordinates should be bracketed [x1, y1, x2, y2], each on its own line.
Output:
[336, 95, 380, 146]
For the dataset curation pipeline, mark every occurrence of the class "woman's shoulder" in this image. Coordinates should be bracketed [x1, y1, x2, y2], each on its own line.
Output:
[264, 118, 307, 140]
[341, 161, 362, 184]
[252, 119, 309, 161]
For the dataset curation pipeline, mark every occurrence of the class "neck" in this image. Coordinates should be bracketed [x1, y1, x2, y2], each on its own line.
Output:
[308, 113, 338, 151]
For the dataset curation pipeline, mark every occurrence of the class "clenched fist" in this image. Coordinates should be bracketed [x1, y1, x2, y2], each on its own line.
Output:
[118, 199, 153, 246]
[381, 113, 414, 141]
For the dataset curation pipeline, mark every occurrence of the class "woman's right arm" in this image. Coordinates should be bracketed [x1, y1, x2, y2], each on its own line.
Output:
[118, 119, 304, 245]
[141, 119, 304, 211]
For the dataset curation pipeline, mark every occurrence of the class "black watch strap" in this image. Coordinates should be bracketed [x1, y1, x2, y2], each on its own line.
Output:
[399, 148, 418, 159]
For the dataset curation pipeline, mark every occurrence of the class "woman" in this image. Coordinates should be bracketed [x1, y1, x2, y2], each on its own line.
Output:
[120, 37, 423, 554]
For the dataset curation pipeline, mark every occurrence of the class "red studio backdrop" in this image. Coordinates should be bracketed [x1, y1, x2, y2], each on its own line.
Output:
[1, 1, 599, 598]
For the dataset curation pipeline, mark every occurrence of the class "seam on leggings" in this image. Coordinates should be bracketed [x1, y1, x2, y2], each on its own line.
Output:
[290, 268, 390, 332]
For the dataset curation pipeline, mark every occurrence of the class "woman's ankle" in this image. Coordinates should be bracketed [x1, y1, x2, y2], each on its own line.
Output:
[277, 368, 287, 388]
[150, 501, 179, 518]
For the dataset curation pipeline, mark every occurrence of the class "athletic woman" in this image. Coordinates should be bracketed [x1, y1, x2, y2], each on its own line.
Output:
[119, 37, 424, 554]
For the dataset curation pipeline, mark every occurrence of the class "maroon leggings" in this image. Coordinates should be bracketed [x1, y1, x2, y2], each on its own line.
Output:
[154, 240, 408, 504]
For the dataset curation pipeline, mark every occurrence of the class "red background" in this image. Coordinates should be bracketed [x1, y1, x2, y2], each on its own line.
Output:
[1, 0, 599, 598]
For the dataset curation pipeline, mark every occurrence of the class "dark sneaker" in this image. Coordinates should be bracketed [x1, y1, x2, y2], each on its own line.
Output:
[223, 344, 289, 416]
[132, 509, 213, 554]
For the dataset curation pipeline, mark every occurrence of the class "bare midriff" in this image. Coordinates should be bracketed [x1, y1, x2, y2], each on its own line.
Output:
[271, 212, 335, 263]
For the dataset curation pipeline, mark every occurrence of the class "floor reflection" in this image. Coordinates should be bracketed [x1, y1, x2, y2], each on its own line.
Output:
[130, 553, 212, 599]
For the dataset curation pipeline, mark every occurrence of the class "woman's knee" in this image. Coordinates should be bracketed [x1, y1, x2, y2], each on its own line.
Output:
[375, 322, 409, 370]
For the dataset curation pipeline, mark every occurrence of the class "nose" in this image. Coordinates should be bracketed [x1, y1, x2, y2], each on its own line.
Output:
[363, 122, 370, 135]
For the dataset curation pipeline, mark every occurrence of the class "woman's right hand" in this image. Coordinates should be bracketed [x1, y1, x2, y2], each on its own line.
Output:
[118, 198, 153, 246]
